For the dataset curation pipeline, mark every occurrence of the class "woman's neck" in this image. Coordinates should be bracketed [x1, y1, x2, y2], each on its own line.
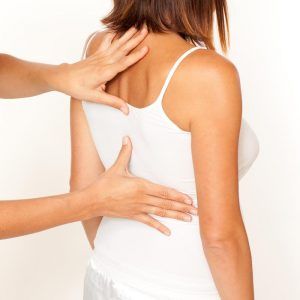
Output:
[133, 31, 191, 52]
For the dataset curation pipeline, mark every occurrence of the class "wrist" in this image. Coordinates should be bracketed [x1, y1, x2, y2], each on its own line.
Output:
[42, 63, 69, 93]
[61, 191, 90, 222]
[72, 180, 107, 220]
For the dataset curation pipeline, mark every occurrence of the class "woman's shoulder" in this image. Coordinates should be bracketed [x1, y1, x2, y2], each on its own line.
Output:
[165, 49, 242, 130]
[180, 48, 239, 87]
[84, 30, 111, 58]
[173, 48, 241, 107]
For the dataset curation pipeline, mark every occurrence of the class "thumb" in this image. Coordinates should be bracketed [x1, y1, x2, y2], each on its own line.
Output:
[113, 136, 133, 173]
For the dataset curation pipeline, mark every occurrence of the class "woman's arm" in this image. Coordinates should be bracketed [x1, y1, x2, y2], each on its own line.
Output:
[180, 52, 254, 299]
[191, 57, 253, 299]
[70, 99, 104, 247]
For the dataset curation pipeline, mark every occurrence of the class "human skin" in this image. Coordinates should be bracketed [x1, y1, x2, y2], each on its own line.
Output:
[0, 27, 149, 114]
[0, 27, 195, 240]
[74, 30, 254, 299]
[0, 137, 193, 239]
[70, 100, 198, 244]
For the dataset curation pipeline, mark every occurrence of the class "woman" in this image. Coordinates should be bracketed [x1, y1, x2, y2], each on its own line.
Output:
[70, 0, 259, 299]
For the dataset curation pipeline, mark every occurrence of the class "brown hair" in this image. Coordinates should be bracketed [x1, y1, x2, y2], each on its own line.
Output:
[102, 0, 230, 52]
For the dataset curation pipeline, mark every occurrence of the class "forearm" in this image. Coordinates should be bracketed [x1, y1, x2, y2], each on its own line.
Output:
[202, 230, 254, 300]
[0, 54, 59, 98]
[0, 191, 91, 239]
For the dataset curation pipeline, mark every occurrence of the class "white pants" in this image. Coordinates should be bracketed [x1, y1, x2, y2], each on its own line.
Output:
[83, 261, 156, 300]
[83, 261, 220, 300]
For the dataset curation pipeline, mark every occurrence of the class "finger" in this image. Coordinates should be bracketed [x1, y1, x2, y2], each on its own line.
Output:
[114, 46, 149, 73]
[113, 136, 132, 172]
[143, 197, 198, 216]
[134, 214, 171, 236]
[110, 27, 139, 50]
[141, 205, 193, 222]
[116, 27, 148, 56]
[141, 180, 193, 205]
[85, 90, 129, 114]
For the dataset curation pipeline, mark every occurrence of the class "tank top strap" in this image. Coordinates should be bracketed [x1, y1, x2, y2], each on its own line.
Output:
[81, 30, 101, 60]
[156, 46, 203, 103]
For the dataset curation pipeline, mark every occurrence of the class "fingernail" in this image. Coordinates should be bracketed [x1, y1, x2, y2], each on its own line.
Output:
[184, 198, 192, 204]
[184, 216, 192, 222]
[120, 105, 129, 115]
[122, 136, 129, 145]
[191, 209, 198, 216]
[141, 46, 149, 53]
[164, 230, 171, 236]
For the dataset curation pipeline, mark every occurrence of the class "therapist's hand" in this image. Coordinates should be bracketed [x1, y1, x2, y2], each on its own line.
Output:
[83, 137, 198, 236]
[50, 27, 148, 114]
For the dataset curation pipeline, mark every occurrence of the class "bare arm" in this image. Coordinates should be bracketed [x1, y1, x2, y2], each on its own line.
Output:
[70, 99, 105, 247]
[0, 112, 195, 241]
[0, 192, 92, 239]
[192, 60, 253, 299]
[0, 54, 57, 98]
[0, 27, 148, 111]
[184, 53, 254, 299]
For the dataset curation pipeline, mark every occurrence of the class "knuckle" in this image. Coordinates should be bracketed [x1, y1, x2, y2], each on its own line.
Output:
[166, 201, 175, 210]
[118, 60, 129, 70]
[104, 55, 115, 65]
[149, 207, 156, 215]
[112, 39, 121, 48]
[160, 189, 169, 199]
[161, 200, 174, 211]
[108, 58, 116, 65]
[121, 45, 130, 53]
[182, 206, 191, 213]
[158, 209, 167, 218]
[177, 214, 185, 221]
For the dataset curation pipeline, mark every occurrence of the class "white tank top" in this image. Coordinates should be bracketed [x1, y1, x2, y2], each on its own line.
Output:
[82, 34, 260, 298]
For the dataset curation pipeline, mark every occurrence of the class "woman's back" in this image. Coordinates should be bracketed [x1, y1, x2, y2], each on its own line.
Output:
[82, 31, 259, 299]
[84, 30, 259, 177]
[104, 32, 197, 111]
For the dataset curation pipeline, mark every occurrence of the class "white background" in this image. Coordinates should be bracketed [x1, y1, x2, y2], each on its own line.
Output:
[0, 0, 299, 299]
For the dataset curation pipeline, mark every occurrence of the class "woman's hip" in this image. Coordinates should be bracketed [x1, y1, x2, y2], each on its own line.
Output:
[83, 258, 220, 300]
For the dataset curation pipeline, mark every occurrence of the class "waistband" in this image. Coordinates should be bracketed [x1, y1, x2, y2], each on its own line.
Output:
[89, 248, 219, 298]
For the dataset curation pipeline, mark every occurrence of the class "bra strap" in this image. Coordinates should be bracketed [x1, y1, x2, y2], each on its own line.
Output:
[81, 31, 101, 60]
[157, 46, 203, 102]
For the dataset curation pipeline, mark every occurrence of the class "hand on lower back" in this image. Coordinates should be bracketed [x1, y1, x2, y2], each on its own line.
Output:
[83, 137, 198, 236]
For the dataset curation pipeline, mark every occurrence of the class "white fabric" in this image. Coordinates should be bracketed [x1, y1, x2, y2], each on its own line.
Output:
[81, 39, 260, 299]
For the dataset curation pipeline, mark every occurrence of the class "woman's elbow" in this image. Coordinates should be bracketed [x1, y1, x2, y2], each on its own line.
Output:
[200, 225, 247, 252]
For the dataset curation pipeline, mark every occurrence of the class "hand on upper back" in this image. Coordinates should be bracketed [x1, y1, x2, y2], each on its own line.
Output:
[52, 27, 149, 113]
[84, 136, 198, 236]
